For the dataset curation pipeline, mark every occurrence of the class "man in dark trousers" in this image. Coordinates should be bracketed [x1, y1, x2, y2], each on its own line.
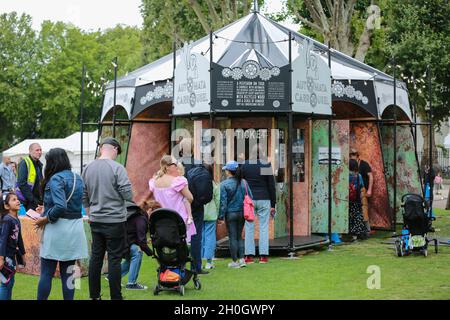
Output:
[82, 137, 134, 300]
[241, 145, 276, 264]
[17, 143, 44, 211]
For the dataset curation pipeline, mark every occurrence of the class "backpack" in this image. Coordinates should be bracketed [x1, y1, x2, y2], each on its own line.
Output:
[349, 175, 360, 202]
[186, 165, 213, 209]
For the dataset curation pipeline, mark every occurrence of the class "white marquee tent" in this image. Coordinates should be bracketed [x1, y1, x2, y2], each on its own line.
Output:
[1, 131, 98, 174]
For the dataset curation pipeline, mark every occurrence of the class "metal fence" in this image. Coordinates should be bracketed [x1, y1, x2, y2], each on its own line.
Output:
[417, 150, 450, 178]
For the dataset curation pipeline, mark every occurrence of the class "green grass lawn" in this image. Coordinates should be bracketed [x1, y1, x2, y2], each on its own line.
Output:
[11, 209, 450, 300]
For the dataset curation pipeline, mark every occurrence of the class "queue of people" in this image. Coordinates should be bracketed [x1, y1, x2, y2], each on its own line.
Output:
[1, 136, 381, 300]
[0, 137, 277, 300]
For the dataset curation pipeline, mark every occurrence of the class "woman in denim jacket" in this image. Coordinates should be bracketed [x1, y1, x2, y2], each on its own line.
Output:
[33, 148, 88, 300]
[218, 161, 253, 269]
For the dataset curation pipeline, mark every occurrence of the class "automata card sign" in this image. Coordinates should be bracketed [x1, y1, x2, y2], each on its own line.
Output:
[174, 42, 211, 115]
[292, 39, 332, 115]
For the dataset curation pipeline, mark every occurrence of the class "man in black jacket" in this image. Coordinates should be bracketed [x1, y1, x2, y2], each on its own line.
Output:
[17, 143, 43, 211]
[241, 145, 276, 264]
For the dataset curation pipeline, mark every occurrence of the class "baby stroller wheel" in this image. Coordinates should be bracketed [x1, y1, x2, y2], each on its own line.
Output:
[153, 285, 161, 296]
[179, 285, 185, 296]
[194, 279, 201, 290]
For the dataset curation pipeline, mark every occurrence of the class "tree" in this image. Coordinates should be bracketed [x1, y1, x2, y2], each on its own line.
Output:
[0, 12, 37, 149]
[140, 0, 259, 63]
[285, 0, 386, 62]
[384, 0, 449, 171]
[0, 14, 144, 150]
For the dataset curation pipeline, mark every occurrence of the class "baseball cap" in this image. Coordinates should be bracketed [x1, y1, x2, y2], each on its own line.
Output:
[222, 160, 239, 172]
[100, 137, 122, 155]
[350, 148, 358, 156]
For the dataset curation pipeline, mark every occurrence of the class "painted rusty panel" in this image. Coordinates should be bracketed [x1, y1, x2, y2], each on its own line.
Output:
[380, 125, 422, 223]
[350, 122, 391, 229]
[100, 125, 130, 165]
[126, 123, 170, 203]
[311, 120, 349, 234]
[292, 120, 311, 236]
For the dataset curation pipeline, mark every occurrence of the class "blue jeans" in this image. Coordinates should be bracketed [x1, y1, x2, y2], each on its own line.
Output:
[225, 211, 245, 262]
[0, 274, 15, 300]
[202, 221, 216, 262]
[121, 244, 143, 284]
[37, 258, 76, 300]
[245, 199, 271, 256]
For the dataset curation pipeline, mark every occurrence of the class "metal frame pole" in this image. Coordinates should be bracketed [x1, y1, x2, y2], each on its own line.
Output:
[80, 64, 86, 174]
[428, 66, 433, 205]
[171, 40, 177, 153]
[288, 32, 294, 252]
[393, 57, 398, 228]
[327, 42, 332, 249]
[112, 56, 118, 138]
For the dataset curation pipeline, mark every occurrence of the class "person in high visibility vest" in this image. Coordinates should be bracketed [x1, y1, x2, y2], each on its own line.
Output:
[16, 143, 44, 211]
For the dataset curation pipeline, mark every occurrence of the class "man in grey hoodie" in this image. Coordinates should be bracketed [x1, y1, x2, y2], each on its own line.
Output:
[82, 137, 133, 300]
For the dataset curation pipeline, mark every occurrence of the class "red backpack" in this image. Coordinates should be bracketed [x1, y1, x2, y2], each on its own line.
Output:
[349, 175, 360, 202]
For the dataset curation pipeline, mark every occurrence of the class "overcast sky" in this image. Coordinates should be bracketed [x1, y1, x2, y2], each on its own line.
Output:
[0, 0, 298, 31]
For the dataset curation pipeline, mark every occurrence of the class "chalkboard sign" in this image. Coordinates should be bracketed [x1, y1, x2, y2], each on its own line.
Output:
[211, 62, 290, 112]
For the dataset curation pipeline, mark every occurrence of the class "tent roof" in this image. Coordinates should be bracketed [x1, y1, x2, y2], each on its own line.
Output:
[107, 12, 399, 89]
[2, 131, 98, 157]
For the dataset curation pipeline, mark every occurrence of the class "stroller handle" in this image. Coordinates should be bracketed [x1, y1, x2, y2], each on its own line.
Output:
[401, 193, 424, 203]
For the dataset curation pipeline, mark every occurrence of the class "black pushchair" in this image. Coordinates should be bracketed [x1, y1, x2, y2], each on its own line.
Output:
[395, 193, 438, 257]
[148, 208, 201, 296]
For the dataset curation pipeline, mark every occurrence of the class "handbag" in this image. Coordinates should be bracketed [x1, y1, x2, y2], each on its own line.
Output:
[242, 179, 255, 222]
[40, 171, 77, 245]
[0, 257, 16, 285]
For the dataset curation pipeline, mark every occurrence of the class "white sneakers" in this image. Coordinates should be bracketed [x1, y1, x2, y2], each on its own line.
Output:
[228, 259, 247, 268]
[204, 262, 215, 270]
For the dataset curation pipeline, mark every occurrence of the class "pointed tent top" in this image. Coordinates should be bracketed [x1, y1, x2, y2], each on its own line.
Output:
[253, 0, 259, 13]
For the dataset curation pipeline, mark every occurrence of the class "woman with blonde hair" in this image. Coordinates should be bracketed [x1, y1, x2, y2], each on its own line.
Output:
[148, 155, 196, 242]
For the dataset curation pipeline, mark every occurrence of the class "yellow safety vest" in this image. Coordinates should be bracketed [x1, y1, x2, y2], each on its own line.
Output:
[23, 156, 37, 186]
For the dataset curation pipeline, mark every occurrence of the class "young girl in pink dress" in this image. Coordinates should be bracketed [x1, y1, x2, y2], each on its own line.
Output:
[149, 155, 196, 242]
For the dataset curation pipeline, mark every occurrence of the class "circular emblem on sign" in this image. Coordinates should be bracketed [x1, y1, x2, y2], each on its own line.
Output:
[221, 99, 229, 107]
[307, 77, 315, 92]
[146, 91, 154, 101]
[187, 77, 194, 93]
[189, 93, 196, 108]
[259, 68, 271, 81]
[222, 68, 232, 78]
[271, 67, 280, 77]
[362, 96, 369, 105]
[242, 60, 260, 79]
[154, 86, 164, 99]
[344, 85, 355, 98]
[354, 90, 363, 100]
[332, 81, 345, 97]
[231, 68, 243, 80]
[273, 100, 280, 108]
[310, 93, 317, 108]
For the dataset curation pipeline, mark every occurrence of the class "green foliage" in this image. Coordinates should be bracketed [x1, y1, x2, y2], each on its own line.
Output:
[385, 0, 450, 124]
[0, 12, 143, 151]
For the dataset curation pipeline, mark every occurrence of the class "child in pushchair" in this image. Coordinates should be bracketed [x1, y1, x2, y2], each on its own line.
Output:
[148, 208, 201, 296]
[395, 193, 438, 257]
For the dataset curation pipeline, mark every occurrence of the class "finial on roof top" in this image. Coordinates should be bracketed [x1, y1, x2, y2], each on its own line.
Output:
[253, 0, 259, 13]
